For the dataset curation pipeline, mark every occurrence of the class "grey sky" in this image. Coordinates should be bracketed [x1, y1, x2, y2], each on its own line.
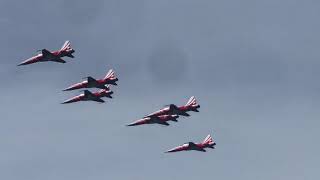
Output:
[1, 0, 320, 179]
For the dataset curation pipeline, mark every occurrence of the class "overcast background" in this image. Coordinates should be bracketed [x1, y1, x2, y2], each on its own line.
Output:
[1, 0, 320, 179]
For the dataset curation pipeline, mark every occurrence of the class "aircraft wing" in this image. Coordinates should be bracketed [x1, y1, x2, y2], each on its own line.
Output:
[40, 49, 67, 63]
[166, 144, 189, 153]
[41, 49, 54, 57]
[92, 97, 105, 103]
[41, 49, 65, 62]
[195, 148, 206, 152]
[178, 111, 190, 117]
[87, 76, 98, 84]
[158, 121, 170, 126]
[52, 58, 66, 63]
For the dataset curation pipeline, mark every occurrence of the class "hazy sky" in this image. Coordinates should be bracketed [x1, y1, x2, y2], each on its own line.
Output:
[1, 0, 320, 179]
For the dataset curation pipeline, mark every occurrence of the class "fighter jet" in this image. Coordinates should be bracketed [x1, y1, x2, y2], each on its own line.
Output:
[146, 96, 200, 117]
[61, 89, 113, 104]
[18, 41, 75, 66]
[63, 69, 118, 91]
[127, 115, 179, 126]
[166, 134, 216, 153]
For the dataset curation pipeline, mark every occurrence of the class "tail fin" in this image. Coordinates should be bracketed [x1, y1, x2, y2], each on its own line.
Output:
[185, 96, 198, 106]
[104, 69, 116, 79]
[60, 40, 73, 52]
[202, 134, 214, 145]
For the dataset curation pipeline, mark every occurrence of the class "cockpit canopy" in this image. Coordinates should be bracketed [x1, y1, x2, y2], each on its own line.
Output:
[184, 142, 195, 146]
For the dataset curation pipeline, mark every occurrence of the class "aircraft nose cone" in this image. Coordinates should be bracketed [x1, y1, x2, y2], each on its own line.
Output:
[61, 100, 72, 104]
[126, 121, 139, 126]
[63, 86, 74, 91]
[17, 62, 26, 66]
[165, 150, 174, 153]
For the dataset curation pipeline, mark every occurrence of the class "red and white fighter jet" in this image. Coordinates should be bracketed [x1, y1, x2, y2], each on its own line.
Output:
[62, 88, 113, 104]
[146, 96, 200, 117]
[18, 41, 75, 66]
[63, 69, 118, 91]
[127, 115, 179, 126]
[166, 134, 216, 153]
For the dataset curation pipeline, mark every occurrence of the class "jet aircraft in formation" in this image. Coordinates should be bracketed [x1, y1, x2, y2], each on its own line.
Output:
[18, 41, 215, 154]
[127, 96, 215, 153]
[63, 69, 118, 91]
[128, 96, 200, 127]
[18, 41, 75, 66]
[127, 115, 179, 126]
[146, 96, 200, 117]
[166, 134, 216, 153]
[62, 88, 113, 104]
[62, 69, 118, 104]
